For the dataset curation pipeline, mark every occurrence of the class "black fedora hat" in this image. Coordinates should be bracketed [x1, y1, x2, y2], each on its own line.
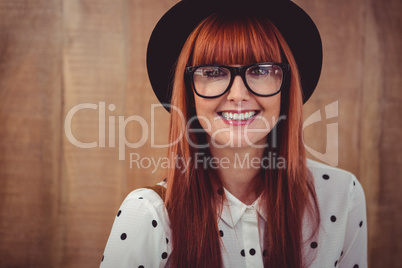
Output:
[147, 0, 322, 111]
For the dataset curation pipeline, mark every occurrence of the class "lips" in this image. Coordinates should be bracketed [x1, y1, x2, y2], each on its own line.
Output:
[218, 110, 260, 125]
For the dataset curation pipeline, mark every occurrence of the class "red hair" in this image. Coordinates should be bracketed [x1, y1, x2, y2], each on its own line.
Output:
[165, 14, 320, 268]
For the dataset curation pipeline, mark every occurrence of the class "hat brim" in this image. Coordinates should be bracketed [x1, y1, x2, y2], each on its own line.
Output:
[147, 0, 322, 111]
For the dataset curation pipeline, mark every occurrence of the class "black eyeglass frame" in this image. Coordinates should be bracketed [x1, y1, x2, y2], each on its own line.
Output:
[185, 62, 290, 99]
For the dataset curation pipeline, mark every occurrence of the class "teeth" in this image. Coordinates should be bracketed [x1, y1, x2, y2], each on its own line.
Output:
[221, 111, 256, 120]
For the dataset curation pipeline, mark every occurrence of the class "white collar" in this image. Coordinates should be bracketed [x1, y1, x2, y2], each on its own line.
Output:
[218, 188, 268, 228]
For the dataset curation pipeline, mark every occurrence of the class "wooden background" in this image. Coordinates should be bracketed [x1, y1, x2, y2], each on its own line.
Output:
[0, 0, 400, 267]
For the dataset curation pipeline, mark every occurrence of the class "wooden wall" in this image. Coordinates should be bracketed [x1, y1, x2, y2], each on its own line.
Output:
[0, 0, 400, 267]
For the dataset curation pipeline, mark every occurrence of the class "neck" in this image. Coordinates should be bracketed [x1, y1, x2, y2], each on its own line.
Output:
[208, 144, 265, 205]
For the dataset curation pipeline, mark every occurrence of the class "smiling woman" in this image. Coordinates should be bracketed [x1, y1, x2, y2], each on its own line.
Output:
[183, 15, 288, 148]
[100, 0, 367, 267]
[162, 10, 319, 267]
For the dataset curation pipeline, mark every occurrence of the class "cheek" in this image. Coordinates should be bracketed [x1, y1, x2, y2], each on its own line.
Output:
[194, 95, 218, 117]
[263, 94, 281, 116]
[256, 94, 282, 131]
[193, 96, 219, 133]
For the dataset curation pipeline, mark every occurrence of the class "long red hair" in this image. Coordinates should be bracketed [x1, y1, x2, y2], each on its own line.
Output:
[165, 13, 320, 268]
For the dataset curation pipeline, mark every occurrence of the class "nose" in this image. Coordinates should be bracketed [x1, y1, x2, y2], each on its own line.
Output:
[226, 76, 250, 103]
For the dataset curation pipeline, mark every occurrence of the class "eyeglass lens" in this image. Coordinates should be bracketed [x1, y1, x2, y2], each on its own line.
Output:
[193, 64, 283, 97]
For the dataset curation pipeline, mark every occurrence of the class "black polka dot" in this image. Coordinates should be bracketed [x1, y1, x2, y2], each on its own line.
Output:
[249, 248, 256, 256]
[353, 181, 356, 186]
[152, 220, 158, 227]
[139, 197, 143, 199]
[331, 215, 337, 222]
[101, 255, 104, 262]
[219, 230, 224, 237]
[263, 250, 267, 257]
[120, 233, 127, 240]
[166, 238, 169, 244]
[334, 260, 338, 266]
[117, 210, 121, 217]
[310, 242, 318, 249]
[353, 265, 359, 268]
[240, 249, 245, 257]
[138, 266, 144, 268]
[359, 221, 363, 228]
[322, 174, 330, 180]
[340, 251, 343, 256]
[217, 188, 223, 195]
[161, 252, 168, 259]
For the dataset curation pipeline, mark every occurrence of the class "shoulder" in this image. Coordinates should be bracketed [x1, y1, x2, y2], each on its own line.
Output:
[119, 182, 169, 228]
[100, 183, 171, 268]
[123, 186, 165, 209]
[307, 158, 357, 184]
[307, 159, 366, 211]
[111, 184, 168, 233]
[307, 158, 360, 193]
[305, 160, 368, 267]
[121, 180, 167, 212]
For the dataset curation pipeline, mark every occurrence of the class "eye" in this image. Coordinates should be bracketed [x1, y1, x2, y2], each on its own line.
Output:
[200, 67, 228, 78]
[248, 66, 273, 76]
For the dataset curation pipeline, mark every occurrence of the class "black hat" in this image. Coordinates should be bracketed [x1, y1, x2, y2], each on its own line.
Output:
[147, 0, 322, 111]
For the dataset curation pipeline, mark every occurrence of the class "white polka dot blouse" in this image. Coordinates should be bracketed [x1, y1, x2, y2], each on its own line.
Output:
[100, 159, 368, 268]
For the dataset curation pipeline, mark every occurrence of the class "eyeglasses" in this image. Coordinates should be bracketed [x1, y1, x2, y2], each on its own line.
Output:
[186, 62, 290, 98]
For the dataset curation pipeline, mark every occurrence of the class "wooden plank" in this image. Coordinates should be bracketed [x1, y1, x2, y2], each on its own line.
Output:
[364, 0, 402, 266]
[358, 2, 382, 268]
[0, 1, 62, 267]
[299, 0, 365, 174]
[61, 0, 127, 267]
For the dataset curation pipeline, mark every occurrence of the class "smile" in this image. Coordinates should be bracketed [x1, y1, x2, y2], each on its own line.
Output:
[219, 110, 259, 121]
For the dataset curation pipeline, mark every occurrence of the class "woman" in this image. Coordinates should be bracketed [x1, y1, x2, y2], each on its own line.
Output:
[100, 0, 367, 267]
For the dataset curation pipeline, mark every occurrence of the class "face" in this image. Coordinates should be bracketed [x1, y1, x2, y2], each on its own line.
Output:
[193, 69, 281, 149]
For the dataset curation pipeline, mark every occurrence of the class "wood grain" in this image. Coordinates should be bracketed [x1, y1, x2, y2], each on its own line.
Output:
[61, 0, 127, 267]
[0, 1, 62, 267]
